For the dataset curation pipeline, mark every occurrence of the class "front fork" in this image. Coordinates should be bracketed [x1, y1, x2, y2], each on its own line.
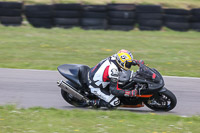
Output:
[147, 87, 167, 105]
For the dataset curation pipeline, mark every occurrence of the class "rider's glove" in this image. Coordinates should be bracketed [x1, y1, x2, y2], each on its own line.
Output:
[124, 90, 137, 97]
[138, 60, 144, 65]
[132, 60, 144, 66]
[132, 60, 138, 66]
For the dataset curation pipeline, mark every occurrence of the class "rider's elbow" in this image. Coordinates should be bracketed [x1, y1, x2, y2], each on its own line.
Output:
[110, 89, 117, 95]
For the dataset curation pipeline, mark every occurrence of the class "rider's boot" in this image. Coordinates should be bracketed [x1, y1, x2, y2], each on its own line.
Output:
[88, 99, 101, 108]
[86, 99, 110, 108]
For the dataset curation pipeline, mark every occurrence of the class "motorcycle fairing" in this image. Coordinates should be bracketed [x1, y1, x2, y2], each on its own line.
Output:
[148, 68, 164, 90]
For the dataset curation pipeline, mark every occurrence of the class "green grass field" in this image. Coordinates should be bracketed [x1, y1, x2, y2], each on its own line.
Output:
[0, 105, 200, 133]
[2, 0, 200, 8]
[0, 25, 200, 77]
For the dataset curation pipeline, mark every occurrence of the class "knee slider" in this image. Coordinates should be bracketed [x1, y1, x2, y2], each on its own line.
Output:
[109, 97, 120, 107]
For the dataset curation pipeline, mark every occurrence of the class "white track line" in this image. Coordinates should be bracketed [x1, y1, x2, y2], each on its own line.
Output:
[163, 76, 200, 80]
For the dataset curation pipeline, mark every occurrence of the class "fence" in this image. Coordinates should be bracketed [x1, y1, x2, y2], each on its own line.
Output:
[0, 2, 200, 31]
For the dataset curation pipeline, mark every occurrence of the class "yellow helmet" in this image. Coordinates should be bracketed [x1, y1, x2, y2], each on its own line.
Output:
[116, 49, 134, 70]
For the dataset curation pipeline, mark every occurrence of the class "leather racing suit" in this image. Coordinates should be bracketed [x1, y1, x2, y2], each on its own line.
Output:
[87, 55, 137, 108]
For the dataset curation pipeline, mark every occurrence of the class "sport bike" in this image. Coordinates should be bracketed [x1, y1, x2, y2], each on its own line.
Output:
[57, 63, 177, 111]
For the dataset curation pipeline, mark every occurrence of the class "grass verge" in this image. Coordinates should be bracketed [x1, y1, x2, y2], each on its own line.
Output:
[0, 105, 200, 133]
[0, 25, 200, 77]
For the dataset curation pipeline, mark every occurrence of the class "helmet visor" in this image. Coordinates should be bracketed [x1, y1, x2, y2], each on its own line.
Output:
[125, 60, 132, 69]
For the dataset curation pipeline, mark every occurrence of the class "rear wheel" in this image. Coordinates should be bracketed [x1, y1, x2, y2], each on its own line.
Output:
[144, 88, 177, 111]
[61, 89, 89, 107]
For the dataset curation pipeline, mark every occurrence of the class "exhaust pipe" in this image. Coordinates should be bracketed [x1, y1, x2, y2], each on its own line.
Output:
[57, 80, 89, 102]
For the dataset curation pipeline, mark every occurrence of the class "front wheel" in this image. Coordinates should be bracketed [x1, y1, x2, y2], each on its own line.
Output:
[61, 89, 89, 107]
[144, 88, 177, 111]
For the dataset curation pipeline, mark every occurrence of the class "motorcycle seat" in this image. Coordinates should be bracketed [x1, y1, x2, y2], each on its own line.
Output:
[57, 64, 90, 88]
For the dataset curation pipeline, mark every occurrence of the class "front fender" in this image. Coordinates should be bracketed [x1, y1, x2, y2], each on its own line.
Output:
[159, 87, 167, 92]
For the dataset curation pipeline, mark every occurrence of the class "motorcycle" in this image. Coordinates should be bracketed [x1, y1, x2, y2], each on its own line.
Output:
[57, 63, 177, 111]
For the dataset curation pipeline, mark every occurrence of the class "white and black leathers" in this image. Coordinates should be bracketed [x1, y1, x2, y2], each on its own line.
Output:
[88, 55, 126, 107]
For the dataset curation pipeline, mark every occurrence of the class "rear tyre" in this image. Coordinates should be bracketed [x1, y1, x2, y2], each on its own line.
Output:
[61, 89, 89, 107]
[144, 88, 177, 111]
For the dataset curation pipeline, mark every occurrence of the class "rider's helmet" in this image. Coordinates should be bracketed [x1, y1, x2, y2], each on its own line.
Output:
[116, 49, 134, 70]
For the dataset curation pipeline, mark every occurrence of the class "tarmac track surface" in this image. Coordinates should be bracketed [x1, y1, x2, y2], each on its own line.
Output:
[0, 68, 200, 116]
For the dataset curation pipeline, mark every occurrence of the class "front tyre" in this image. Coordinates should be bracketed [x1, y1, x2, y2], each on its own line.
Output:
[144, 88, 177, 111]
[61, 89, 89, 107]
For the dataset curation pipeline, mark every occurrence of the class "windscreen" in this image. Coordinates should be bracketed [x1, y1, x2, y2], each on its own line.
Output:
[137, 64, 155, 80]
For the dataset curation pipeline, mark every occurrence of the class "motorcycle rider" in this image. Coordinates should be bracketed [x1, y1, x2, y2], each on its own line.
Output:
[86, 49, 144, 108]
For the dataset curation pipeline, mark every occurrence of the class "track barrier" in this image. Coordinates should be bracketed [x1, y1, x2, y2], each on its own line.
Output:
[0, 2, 200, 31]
